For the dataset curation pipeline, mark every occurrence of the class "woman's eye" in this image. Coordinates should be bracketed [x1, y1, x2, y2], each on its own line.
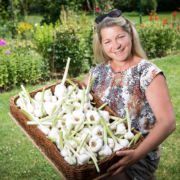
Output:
[105, 41, 110, 44]
[119, 36, 123, 39]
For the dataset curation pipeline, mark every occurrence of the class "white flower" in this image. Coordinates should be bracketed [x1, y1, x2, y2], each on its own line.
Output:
[41, 26, 43, 28]
[34, 23, 38, 27]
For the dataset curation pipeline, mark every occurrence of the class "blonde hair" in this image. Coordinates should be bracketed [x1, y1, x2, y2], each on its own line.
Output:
[93, 15, 148, 62]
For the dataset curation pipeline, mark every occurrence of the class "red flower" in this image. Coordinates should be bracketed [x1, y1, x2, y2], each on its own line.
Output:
[149, 16, 153, 21]
[141, 24, 145, 28]
[164, 18, 168, 21]
[162, 20, 168, 24]
[95, 7, 100, 12]
[179, 8, 180, 10]
[154, 16, 160, 20]
[149, 12, 153, 16]
[177, 27, 180, 30]
[172, 11, 178, 16]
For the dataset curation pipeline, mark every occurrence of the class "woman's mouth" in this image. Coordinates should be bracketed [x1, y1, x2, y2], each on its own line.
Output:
[114, 48, 124, 55]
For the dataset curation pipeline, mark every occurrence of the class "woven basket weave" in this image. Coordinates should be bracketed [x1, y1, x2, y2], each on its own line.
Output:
[9, 79, 143, 180]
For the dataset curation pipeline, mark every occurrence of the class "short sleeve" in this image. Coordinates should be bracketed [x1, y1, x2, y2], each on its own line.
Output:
[139, 61, 165, 95]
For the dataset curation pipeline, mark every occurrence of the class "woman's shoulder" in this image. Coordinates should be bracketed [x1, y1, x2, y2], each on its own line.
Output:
[137, 59, 163, 75]
[89, 61, 110, 73]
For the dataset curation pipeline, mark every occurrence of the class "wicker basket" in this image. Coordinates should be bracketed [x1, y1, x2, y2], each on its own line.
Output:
[9, 79, 143, 180]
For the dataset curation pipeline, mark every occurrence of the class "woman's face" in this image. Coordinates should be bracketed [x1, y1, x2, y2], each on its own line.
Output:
[101, 25, 132, 63]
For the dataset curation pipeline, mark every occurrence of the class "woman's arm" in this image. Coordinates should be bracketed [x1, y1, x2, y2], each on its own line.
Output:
[81, 73, 90, 87]
[107, 73, 176, 175]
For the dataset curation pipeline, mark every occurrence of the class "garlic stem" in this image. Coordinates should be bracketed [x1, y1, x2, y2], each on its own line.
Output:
[97, 102, 108, 111]
[70, 136, 81, 145]
[21, 109, 35, 121]
[26, 90, 35, 107]
[50, 105, 57, 116]
[80, 88, 85, 111]
[134, 132, 142, 144]
[67, 123, 73, 137]
[52, 99, 65, 126]
[100, 118, 118, 144]
[39, 116, 52, 122]
[39, 88, 45, 110]
[85, 144, 98, 162]
[71, 121, 83, 137]
[89, 77, 96, 92]
[63, 103, 75, 121]
[126, 108, 131, 132]
[108, 117, 127, 127]
[59, 131, 64, 151]
[19, 93, 27, 111]
[27, 121, 52, 126]
[62, 57, 71, 86]
[67, 98, 79, 103]
[67, 78, 76, 87]
[66, 103, 80, 109]
[67, 146, 73, 165]
[67, 84, 78, 97]
[127, 136, 136, 147]
[46, 136, 56, 143]
[77, 133, 89, 154]
[83, 121, 99, 125]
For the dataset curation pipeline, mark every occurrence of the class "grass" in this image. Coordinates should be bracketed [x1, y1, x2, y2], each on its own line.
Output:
[23, 11, 180, 28]
[0, 54, 180, 179]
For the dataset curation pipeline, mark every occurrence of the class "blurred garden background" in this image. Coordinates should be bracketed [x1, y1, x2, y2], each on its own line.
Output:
[0, 0, 180, 179]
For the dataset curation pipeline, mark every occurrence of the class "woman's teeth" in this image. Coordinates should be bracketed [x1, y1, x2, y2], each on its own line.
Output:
[114, 49, 124, 54]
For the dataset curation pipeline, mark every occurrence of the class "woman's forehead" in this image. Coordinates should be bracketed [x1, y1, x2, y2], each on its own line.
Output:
[101, 26, 127, 39]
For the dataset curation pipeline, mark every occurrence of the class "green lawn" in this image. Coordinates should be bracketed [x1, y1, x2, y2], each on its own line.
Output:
[23, 11, 180, 27]
[0, 55, 180, 179]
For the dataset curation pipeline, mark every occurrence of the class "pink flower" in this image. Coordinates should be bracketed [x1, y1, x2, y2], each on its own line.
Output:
[1, 40, 6, 46]
[95, 7, 100, 12]
[5, 50, 10, 54]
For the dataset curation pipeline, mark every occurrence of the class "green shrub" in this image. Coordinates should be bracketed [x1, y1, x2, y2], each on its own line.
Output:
[136, 21, 179, 58]
[33, 23, 54, 59]
[0, 47, 49, 91]
[48, 28, 83, 77]
[33, 9, 95, 76]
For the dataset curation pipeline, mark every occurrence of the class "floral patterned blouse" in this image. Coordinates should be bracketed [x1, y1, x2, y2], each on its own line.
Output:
[90, 59, 165, 160]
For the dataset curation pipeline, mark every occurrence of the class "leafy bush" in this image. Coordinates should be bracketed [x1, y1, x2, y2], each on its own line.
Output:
[48, 28, 83, 77]
[137, 20, 179, 58]
[33, 9, 95, 76]
[0, 39, 49, 91]
[33, 23, 54, 59]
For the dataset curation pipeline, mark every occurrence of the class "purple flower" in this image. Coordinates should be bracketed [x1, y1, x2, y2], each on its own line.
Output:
[1, 40, 6, 46]
[5, 50, 10, 54]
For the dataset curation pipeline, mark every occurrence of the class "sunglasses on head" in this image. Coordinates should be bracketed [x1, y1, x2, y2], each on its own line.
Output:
[95, 10, 122, 24]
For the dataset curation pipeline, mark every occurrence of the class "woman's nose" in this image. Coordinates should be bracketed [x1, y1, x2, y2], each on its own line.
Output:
[112, 40, 120, 50]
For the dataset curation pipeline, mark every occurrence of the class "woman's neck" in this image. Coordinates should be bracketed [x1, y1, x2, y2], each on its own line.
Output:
[110, 56, 142, 73]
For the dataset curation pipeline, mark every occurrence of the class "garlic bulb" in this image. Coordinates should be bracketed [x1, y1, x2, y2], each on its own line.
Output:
[89, 136, 103, 153]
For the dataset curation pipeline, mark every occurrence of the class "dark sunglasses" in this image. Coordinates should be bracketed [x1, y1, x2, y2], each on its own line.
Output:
[95, 10, 122, 24]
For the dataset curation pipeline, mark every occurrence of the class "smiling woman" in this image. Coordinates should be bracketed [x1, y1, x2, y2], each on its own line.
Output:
[82, 10, 176, 180]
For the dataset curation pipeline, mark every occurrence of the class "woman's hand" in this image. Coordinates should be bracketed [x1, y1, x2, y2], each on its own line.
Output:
[107, 149, 141, 176]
